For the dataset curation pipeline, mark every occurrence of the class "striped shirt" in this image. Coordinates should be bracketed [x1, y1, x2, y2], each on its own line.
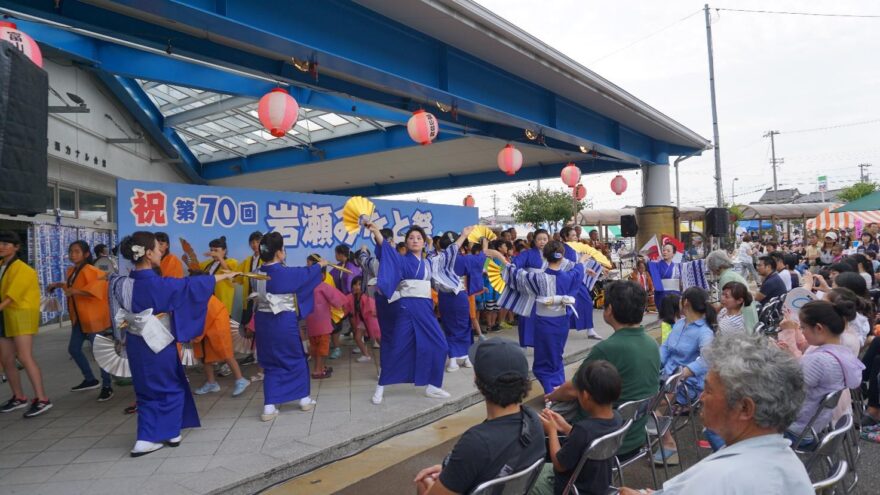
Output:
[717, 308, 745, 335]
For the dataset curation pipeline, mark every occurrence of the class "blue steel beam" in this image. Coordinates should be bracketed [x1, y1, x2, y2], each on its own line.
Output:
[16, 18, 412, 125]
[1, 0, 696, 166]
[201, 127, 463, 179]
[92, 71, 204, 183]
[321, 158, 638, 197]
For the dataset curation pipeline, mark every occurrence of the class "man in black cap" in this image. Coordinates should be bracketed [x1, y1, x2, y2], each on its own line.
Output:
[414, 338, 545, 494]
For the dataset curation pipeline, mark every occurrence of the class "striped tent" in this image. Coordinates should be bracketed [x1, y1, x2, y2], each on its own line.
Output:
[806, 205, 854, 230]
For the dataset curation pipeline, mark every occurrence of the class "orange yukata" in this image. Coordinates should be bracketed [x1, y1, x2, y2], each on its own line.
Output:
[193, 295, 234, 364]
[65, 264, 110, 332]
[160, 253, 185, 279]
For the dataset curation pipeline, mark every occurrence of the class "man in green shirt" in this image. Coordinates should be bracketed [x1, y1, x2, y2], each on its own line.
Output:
[546, 280, 660, 456]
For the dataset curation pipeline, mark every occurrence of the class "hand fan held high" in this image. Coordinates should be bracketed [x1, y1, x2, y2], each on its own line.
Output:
[343, 196, 376, 234]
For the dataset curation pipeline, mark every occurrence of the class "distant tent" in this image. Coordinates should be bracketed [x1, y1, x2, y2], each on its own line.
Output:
[806, 205, 854, 230]
[832, 192, 880, 224]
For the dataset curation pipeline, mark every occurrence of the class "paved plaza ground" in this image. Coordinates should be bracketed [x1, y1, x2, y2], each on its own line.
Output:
[0, 315, 608, 495]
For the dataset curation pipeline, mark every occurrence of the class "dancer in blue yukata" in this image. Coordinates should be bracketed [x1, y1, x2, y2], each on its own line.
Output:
[510, 228, 550, 347]
[108, 231, 236, 457]
[560, 226, 603, 340]
[365, 221, 474, 405]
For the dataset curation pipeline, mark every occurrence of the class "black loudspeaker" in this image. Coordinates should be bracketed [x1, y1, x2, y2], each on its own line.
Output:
[705, 208, 730, 236]
[0, 41, 48, 216]
[621, 215, 638, 237]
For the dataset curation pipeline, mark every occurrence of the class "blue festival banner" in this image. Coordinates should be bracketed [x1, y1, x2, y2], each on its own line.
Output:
[116, 179, 479, 266]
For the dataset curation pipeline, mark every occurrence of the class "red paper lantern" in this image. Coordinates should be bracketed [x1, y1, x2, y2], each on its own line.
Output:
[561, 163, 581, 187]
[407, 109, 439, 145]
[497, 144, 523, 176]
[258, 89, 299, 137]
[463, 194, 475, 207]
[573, 183, 587, 200]
[611, 174, 628, 195]
[0, 22, 42, 68]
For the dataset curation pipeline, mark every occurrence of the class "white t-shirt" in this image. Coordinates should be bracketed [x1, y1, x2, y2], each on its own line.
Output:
[736, 242, 753, 264]
[860, 272, 873, 289]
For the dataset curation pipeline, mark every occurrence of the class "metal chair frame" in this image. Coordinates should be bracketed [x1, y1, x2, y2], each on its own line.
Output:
[645, 370, 687, 484]
[469, 457, 545, 495]
[562, 419, 633, 495]
[790, 389, 844, 453]
[610, 397, 653, 488]
[812, 460, 848, 495]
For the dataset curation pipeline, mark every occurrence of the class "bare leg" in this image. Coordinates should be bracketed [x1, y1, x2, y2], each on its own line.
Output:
[226, 358, 244, 381]
[13, 335, 47, 401]
[0, 338, 23, 398]
[204, 361, 216, 383]
[354, 326, 371, 358]
[314, 354, 324, 374]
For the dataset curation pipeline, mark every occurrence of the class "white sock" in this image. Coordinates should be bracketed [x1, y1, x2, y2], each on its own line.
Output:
[372, 385, 384, 404]
[299, 397, 315, 407]
[132, 440, 163, 453]
[263, 404, 277, 415]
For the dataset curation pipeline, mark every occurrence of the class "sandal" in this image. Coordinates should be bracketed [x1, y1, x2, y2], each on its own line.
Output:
[311, 370, 332, 379]
[860, 429, 880, 443]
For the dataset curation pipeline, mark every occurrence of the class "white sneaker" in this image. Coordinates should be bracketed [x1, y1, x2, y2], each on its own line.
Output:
[352, 347, 361, 354]
[587, 328, 603, 340]
[356, 355, 372, 363]
[261, 404, 278, 422]
[372, 385, 384, 405]
[373, 341, 381, 349]
[299, 397, 316, 411]
[425, 385, 451, 399]
[446, 360, 460, 372]
[460, 357, 473, 368]
[130, 440, 164, 457]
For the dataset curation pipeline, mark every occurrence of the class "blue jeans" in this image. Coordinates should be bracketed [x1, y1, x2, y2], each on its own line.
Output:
[69, 323, 111, 387]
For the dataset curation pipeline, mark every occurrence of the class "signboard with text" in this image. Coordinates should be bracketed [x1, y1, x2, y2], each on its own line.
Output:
[117, 179, 478, 266]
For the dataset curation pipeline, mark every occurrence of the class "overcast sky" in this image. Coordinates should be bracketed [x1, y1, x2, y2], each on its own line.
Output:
[383, 0, 880, 217]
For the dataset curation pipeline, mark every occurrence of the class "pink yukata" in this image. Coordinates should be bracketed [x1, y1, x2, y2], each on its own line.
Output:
[346, 293, 381, 340]
[305, 282, 347, 338]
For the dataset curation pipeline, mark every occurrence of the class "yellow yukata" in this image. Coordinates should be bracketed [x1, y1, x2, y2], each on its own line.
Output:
[0, 258, 41, 336]
[200, 258, 239, 315]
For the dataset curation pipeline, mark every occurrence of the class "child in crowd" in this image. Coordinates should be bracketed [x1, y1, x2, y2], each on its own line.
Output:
[658, 293, 681, 344]
[717, 282, 751, 335]
[346, 278, 380, 363]
[305, 279, 347, 379]
[192, 294, 250, 397]
[530, 360, 623, 495]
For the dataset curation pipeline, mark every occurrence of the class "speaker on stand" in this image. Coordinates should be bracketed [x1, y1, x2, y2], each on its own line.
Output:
[0, 40, 48, 216]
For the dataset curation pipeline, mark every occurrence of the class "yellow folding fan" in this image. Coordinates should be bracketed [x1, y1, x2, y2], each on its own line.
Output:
[565, 241, 612, 269]
[467, 225, 497, 244]
[342, 196, 376, 234]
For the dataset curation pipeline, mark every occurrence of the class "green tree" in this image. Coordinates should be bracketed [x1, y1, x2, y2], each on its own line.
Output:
[838, 182, 878, 203]
[511, 189, 584, 232]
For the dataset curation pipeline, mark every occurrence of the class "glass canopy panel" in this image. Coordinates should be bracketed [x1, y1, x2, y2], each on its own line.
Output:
[137, 80, 392, 163]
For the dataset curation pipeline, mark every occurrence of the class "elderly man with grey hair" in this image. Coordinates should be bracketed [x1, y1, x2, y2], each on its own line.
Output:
[620, 334, 812, 495]
[706, 250, 758, 333]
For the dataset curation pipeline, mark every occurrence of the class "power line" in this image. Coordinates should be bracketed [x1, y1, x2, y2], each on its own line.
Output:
[783, 118, 880, 134]
[589, 9, 703, 64]
[714, 8, 880, 19]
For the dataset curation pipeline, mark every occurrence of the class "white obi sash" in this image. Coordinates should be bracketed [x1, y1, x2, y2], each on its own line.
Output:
[388, 279, 432, 303]
[535, 295, 578, 319]
[115, 308, 173, 354]
[661, 278, 680, 292]
[251, 279, 297, 314]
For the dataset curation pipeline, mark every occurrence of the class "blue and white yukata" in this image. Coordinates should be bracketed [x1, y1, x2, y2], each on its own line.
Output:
[375, 242, 460, 388]
[510, 248, 546, 347]
[563, 244, 594, 331]
[648, 259, 681, 310]
[500, 260, 585, 394]
[108, 269, 215, 443]
[438, 251, 486, 359]
[252, 263, 324, 406]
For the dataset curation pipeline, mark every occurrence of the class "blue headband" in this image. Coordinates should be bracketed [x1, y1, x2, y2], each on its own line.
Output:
[553, 252, 563, 259]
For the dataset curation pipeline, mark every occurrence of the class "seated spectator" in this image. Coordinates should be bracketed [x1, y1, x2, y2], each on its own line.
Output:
[619, 334, 813, 495]
[784, 300, 864, 449]
[654, 287, 715, 465]
[705, 250, 758, 333]
[769, 251, 792, 291]
[718, 282, 751, 335]
[658, 293, 681, 343]
[530, 361, 623, 495]
[414, 338, 545, 494]
[755, 256, 786, 302]
[545, 281, 660, 461]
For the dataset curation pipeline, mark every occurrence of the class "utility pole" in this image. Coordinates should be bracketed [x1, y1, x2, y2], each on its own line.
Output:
[704, 4, 723, 207]
[491, 190, 498, 218]
[764, 130, 782, 202]
[859, 163, 872, 182]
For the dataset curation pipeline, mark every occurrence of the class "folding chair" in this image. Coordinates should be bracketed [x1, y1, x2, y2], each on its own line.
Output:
[562, 419, 633, 495]
[812, 460, 848, 495]
[789, 389, 844, 453]
[803, 413, 850, 482]
[645, 370, 687, 483]
[470, 457, 545, 495]
[610, 397, 652, 487]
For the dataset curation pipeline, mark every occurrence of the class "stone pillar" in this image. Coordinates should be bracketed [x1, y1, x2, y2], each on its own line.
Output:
[636, 163, 678, 250]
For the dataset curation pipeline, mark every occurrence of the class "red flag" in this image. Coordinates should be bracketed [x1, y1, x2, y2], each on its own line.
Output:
[639, 235, 660, 261]
[661, 234, 684, 254]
